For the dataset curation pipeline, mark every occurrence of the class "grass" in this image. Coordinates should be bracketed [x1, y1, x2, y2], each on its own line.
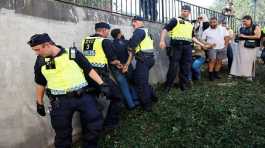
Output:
[76, 64, 265, 148]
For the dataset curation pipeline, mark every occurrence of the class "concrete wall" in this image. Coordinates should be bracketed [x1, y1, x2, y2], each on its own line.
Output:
[0, 0, 168, 147]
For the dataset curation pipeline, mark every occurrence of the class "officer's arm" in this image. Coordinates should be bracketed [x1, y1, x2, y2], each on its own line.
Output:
[34, 57, 47, 105]
[36, 84, 45, 105]
[160, 18, 178, 49]
[102, 39, 118, 62]
[192, 37, 205, 47]
[128, 29, 146, 50]
[125, 29, 146, 65]
[88, 69, 104, 85]
[74, 49, 104, 85]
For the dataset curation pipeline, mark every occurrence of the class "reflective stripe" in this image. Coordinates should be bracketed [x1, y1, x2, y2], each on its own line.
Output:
[169, 18, 193, 41]
[41, 48, 88, 93]
[49, 82, 88, 95]
[170, 37, 192, 42]
[81, 37, 108, 66]
[90, 63, 106, 68]
[141, 49, 155, 53]
[135, 28, 154, 53]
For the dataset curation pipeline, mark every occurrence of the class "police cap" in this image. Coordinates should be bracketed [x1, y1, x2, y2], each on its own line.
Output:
[27, 33, 53, 47]
[132, 16, 144, 21]
[181, 5, 191, 11]
[95, 22, 111, 30]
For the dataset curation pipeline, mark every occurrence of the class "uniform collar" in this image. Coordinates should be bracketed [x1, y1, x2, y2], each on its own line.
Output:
[91, 33, 104, 37]
[46, 45, 66, 58]
[178, 17, 190, 22]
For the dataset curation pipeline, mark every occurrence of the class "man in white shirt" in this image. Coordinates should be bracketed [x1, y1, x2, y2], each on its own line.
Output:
[202, 17, 230, 81]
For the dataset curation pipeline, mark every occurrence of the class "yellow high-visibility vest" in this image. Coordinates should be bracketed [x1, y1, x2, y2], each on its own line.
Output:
[41, 49, 88, 95]
[169, 18, 193, 42]
[135, 28, 154, 53]
[81, 36, 108, 68]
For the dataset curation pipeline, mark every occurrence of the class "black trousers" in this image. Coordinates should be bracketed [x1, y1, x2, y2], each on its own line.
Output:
[50, 93, 103, 148]
[165, 44, 192, 90]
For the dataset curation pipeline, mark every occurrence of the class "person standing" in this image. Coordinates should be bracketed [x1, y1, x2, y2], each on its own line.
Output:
[110, 28, 139, 110]
[81, 22, 123, 128]
[159, 5, 205, 91]
[202, 17, 230, 81]
[140, 0, 158, 21]
[230, 15, 261, 81]
[124, 16, 156, 112]
[28, 33, 107, 147]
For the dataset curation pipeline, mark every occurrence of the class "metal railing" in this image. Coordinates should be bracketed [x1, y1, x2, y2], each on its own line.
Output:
[56, 0, 241, 31]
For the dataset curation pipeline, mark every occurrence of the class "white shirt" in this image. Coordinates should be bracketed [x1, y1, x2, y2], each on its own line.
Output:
[202, 25, 229, 49]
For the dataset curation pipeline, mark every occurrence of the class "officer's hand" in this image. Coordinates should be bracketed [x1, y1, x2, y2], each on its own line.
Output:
[111, 60, 120, 65]
[99, 82, 110, 96]
[116, 63, 123, 69]
[36, 103, 46, 116]
[159, 41, 166, 49]
[122, 64, 129, 73]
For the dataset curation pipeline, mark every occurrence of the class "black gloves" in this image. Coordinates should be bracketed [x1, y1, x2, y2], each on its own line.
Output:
[99, 82, 110, 96]
[37, 103, 46, 116]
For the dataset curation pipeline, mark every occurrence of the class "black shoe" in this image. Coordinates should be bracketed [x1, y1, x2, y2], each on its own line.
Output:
[213, 71, 221, 79]
[143, 104, 152, 112]
[180, 84, 188, 91]
[209, 72, 215, 81]
[186, 80, 193, 89]
[151, 95, 158, 103]
[163, 86, 171, 93]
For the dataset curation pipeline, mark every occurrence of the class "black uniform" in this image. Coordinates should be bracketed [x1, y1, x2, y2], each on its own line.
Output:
[164, 17, 195, 91]
[34, 46, 103, 148]
[86, 34, 123, 128]
[128, 27, 157, 111]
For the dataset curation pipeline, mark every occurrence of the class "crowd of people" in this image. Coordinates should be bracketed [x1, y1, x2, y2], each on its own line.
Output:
[27, 4, 264, 148]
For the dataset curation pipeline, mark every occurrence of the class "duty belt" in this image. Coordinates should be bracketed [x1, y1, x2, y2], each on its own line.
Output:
[170, 37, 192, 42]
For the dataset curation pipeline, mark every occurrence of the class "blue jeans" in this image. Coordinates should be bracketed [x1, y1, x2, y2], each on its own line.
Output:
[188, 56, 205, 80]
[112, 69, 138, 109]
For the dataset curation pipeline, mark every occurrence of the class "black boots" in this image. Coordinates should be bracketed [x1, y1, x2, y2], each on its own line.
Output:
[213, 71, 221, 79]
[209, 72, 215, 81]
[209, 71, 221, 81]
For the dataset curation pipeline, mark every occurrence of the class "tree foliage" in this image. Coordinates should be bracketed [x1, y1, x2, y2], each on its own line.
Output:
[211, 0, 265, 22]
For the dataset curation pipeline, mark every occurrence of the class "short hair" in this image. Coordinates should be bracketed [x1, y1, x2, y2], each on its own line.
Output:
[111, 28, 121, 39]
[242, 15, 252, 20]
[210, 16, 217, 21]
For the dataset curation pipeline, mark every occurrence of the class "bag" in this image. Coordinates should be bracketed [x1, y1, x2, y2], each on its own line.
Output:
[244, 40, 256, 48]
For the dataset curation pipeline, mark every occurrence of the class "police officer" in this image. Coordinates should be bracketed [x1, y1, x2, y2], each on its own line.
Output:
[160, 5, 205, 91]
[124, 16, 157, 112]
[28, 33, 107, 148]
[81, 22, 123, 128]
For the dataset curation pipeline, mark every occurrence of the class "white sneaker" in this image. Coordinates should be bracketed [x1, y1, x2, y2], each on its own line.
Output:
[246, 77, 253, 81]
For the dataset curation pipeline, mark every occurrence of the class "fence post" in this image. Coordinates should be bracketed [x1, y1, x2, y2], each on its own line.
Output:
[162, 0, 165, 23]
